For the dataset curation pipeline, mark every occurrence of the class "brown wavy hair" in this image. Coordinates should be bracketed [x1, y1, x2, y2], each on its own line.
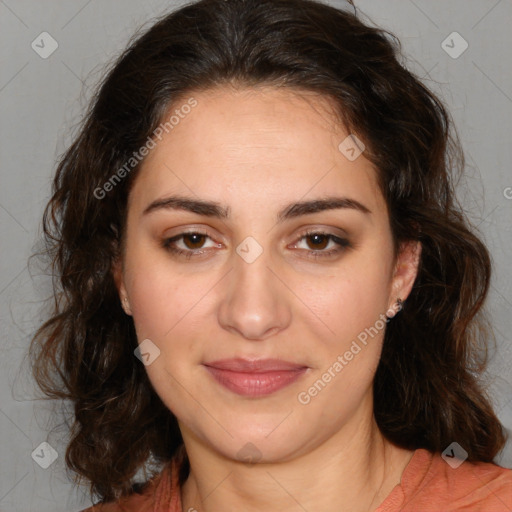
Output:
[30, 0, 507, 503]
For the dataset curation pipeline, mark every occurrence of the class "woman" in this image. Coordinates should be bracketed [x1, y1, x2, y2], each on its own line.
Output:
[30, 0, 512, 510]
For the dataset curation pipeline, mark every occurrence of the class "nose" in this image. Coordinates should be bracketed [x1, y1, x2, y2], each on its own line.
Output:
[217, 248, 292, 341]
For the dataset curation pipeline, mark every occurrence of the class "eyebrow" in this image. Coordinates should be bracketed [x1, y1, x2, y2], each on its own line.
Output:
[142, 195, 371, 221]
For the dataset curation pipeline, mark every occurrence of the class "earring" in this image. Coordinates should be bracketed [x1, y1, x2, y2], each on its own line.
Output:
[386, 297, 403, 319]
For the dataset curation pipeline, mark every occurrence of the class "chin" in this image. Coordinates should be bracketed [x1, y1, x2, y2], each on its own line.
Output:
[195, 415, 315, 463]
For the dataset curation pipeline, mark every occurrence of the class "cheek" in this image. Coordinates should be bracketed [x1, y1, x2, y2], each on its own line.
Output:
[124, 251, 207, 414]
[124, 241, 199, 337]
[124, 244, 217, 374]
[301, 249, 393, 347]
[128, 268, 177, 339]
[294, 265, 391, 417]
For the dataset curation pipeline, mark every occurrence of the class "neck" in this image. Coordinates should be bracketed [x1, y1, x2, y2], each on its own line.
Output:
[180, 398, 413, 512]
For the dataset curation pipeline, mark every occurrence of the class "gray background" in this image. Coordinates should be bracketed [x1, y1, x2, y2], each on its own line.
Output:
[1, 1, 511, 510]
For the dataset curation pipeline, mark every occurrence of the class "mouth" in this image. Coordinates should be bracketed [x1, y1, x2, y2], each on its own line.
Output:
[202, 358, 309, 397]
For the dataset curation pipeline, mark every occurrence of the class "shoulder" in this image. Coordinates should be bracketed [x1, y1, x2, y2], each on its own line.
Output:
[79, 485, 156, 512]
[401, 449, 512, 511]
[79, 463, 176, 512]
[79, 492, 152, 512]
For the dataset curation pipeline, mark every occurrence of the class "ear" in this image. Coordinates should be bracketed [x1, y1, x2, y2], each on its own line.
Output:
[389, 240, 421, 306]
[112, 256, 132, 316]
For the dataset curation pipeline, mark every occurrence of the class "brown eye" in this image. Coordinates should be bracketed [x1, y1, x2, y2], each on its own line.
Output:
[182, 233, 207, 249]
[292, 231, 351, 259]
[305, 233, 329, 250]
[162, 231, 221, 259]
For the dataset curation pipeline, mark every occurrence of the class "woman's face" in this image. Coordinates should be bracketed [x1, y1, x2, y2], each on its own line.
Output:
[116, 86, 419, 463]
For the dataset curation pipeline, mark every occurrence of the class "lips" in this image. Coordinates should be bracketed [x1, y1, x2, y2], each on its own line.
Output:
[203, 358, 308, 397]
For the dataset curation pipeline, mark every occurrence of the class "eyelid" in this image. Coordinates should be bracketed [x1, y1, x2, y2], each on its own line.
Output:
[289, 229, 351, 256]
[162, 226, 221, 243]
[163, 229, 221, 250]
[292, 225, 350, 240]
[161, 226, 351, 261]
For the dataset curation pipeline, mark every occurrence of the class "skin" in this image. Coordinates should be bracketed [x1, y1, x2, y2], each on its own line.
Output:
[114, 85, 421, 512]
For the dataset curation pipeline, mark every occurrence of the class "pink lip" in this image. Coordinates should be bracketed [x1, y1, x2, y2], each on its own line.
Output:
[203, 358, 308, 397]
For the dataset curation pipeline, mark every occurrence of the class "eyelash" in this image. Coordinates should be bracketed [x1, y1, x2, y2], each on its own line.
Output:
[298, 230, 351, 259]
[161, 230, 351, 260]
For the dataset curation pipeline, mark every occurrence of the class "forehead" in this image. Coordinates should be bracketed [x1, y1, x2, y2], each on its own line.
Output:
[128, 86, 385, 217]
[165, 86, 345, 157]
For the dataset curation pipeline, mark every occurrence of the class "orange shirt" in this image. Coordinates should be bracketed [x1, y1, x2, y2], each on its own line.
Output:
[83, 448, 512, 511]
